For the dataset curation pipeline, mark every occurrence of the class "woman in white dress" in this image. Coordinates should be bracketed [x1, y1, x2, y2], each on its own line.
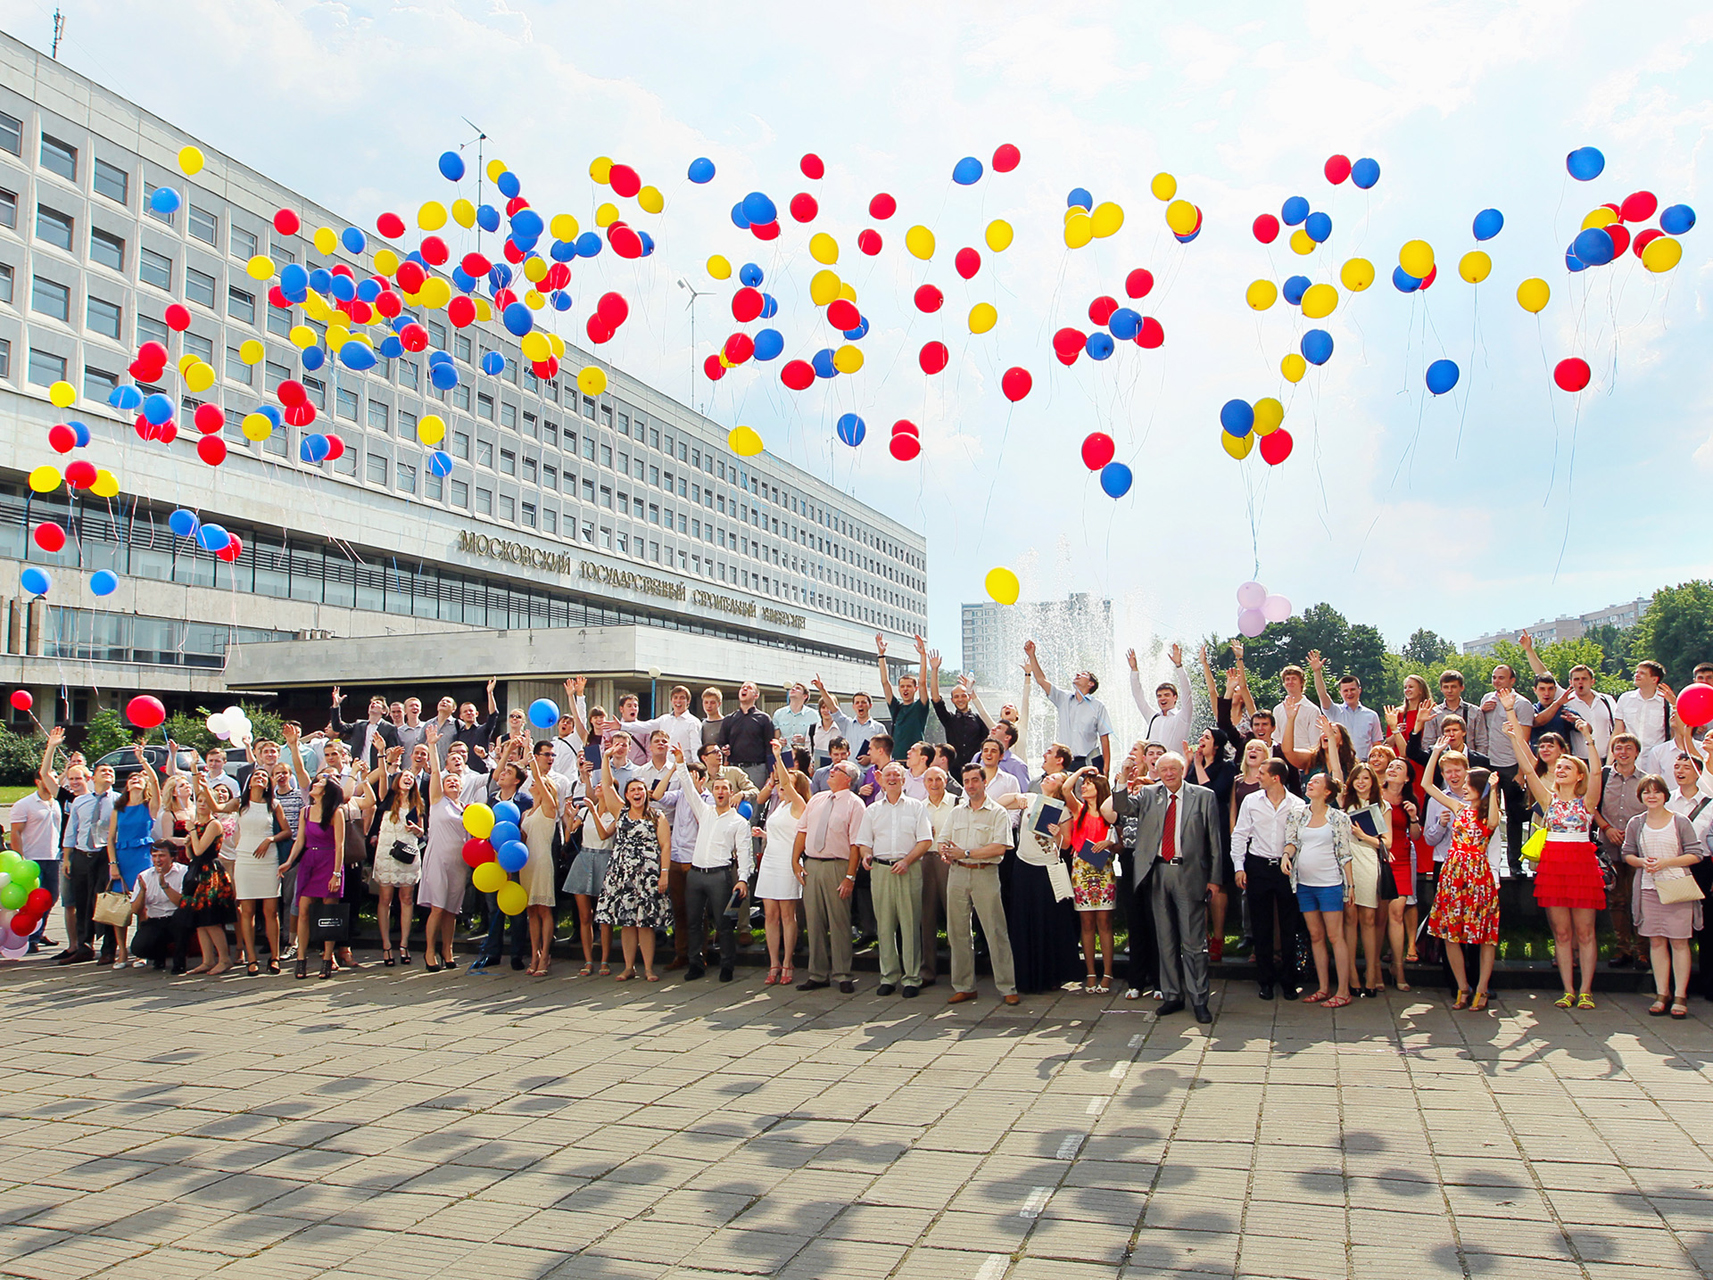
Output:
[563, 756, 616, 976]
[521, 751, 560, 976]
[371, 749, 425, 967]
[228, 769, 288, 975]
[754, 739, 809, 987]
[421, 724, 472, 972]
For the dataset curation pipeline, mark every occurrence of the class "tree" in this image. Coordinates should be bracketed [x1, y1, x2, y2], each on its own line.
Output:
[1402, 628, 1455, 668]
[1216, 602, 1387, 710]
[0, 727, 47, 787]
[79, 708, 132, 762]
[1584, 622, 1636, 679]
[1633, 581, 1713, 687]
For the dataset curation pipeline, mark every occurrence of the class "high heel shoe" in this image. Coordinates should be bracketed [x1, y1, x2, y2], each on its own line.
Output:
[294, 959, 308, 980]
[383, 949, 395, 967]
[319, 959, 333, 980]
[764, 966, 781, 986]
[781, 965, 794, 985]
[1452, 989, 1471, 1010]
[1471, 992, 1489, 1011]
[400, 950, 412, 966]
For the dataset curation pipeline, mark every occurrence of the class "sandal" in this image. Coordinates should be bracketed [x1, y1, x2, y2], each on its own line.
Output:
[764, 966, 781, 986]
[1554, 992, 1575, 1009]
[383, 950, 395, 967]
[1405, 950, 1418, 964]
[1394, 982, 1412, 992]
[1452, 989, 1471, 1011]
[615, 968, 636, 981]
[425, 962, 443, 973]
[598, 963, 612, 977]
[1096, 977, 1112, 994]
[246, 962, 260, 977]
[645, 971, 660, 982]
[781, 965, 794, 985]
[578, 962, 594, 977]
[295, 960, 308, 980]
[1301, 990, 1330, 1004]
[1083, 973, 1098, 994]
[319, 959, 333, 980]
[1471, 992, 1488, 1011]
[1323, 994, 1352, 1009]
[267, 959, 280, 975]
[1672, 1000, 1689, 1019]
[1577, 993, 1596, 1010]
[400, 951, 411, 965]
[1649, 998, 1671, 1017]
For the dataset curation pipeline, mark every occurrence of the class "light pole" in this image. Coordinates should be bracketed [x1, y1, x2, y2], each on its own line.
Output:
[647, 666, 661, 719]
[676, 279, 710, 412]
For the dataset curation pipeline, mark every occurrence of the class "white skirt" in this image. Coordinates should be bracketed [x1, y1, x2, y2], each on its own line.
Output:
[755, 839, 802, 900]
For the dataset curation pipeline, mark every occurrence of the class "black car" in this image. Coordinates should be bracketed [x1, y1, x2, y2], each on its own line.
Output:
[93, 745, 255, 795]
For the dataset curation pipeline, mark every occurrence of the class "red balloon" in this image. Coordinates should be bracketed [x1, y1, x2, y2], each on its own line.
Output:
[447, 295, 476, 328]
[164, 304, 191, 332]
[284, 403, 317, 428]
[1419, 264, 1437, 290]
[889, 434, 921, 461]
[532, 359, 554, 380]
[1081, 432, 1116, 471]
[395, 261, 427, 293]
[781, 359, 814, 391]
[267, 286, 289, 310]
[374, 290, 402, 319]
[278, 379, 306, 407]
[127, 695, 166, 729]
[1088, 296, 1119, 327]
[608, 164, 641, 198]
[703, 354, 726, 382]
[544, 263, 571, 290]
[1553, 357, 1591, 392]
[65, 460, 96, 489]
[1633, 227, 1664, 259]
[1253, 214, 1280, 244]
[197, 434, 228, 467]
[1620, 190, 1658, 223]
[913, 284, 943, 314]
[1324, 155, 1352, 185]
[1136, 317, 1165, 349]
[1677, 683, 1713, 728]
[506, 196, 530, 217]
[461, 252, 492, 278]
[501, 239, 525, 266]
[489, 285, 516, 311]
[1055, 348, 1080, 368]
[1605, 224, 1631, 257]
[8, 690, 30, 712]
[376, 212, 406, 239]
[157, 422, 178, 445]
[216, 536, 243, 564]
[47, 424, 76, 454]
[723, 332, 755, 365]
[1052, 327, 1086, 357]
[610, 224, 645, 257]
[789, 192, 819, 223]
[869, 193, 897, 220]
[732, 288, 764, 323]
[1001, 367, 1033, 402]
[857, 229, 883, 256]
[1259, 428, 1294, 466]
[748, 221, 780, 243]
[273, 208, 300, 236]
[23, 888, 50, 915]
[1125, 268, 1155, 299]
[800, 153, 825, 180]
[137, 341, 168, 366]
[597, 292, 629, 327]
[32, 522, 65, 552]
[992, 143, 1021, 173]
[129, 358, 162, 382]
[954, 247, 981, 280]
[826, 299, 861, 330]
[323, 434, 345, 461]
[419, 236, 450, 266]
[462, 838, 494, 869]
[892, 419, 920, 437]
[918, 341, 949, 375]
[400, 323, 428, 352]
[194, 404, 225, 435]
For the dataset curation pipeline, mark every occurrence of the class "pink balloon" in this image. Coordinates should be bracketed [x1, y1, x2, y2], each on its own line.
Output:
[1236, 581, 1267, 610]
[1237, 609, 1266, 638]
[1262, 594, 1293, 623]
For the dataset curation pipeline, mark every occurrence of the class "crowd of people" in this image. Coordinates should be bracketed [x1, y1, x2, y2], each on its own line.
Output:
[10, 628, 1713, 1023]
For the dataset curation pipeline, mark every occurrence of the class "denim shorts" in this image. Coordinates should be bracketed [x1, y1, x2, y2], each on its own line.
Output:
[1296, 882, 1345, 914]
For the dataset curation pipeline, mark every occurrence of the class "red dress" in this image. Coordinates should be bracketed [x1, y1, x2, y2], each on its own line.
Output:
[1533, 798, 1605, 910]
[1387, 802, 1415, 901]
[1427, 806, 1499, 944]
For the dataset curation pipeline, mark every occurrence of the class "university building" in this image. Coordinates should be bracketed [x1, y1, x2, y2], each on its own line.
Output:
[0, 31, 926, 730]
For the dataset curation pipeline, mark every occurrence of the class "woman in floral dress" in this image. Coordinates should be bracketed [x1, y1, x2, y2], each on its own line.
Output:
[1422, 738, 1504, 1010]
[594, 745, 672, 982]
[1060, 767, 1116, 994]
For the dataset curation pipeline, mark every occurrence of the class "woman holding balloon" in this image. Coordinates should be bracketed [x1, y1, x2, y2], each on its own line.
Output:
[520, 750, 560, 976]
[420, 723, 472, 971]
[105, 744, 161, 968]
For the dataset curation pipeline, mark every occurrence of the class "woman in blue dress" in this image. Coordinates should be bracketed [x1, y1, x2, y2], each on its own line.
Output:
[106, 743, 160, 968]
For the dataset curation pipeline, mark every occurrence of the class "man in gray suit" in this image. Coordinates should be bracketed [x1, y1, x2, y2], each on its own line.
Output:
[1105, 751, 1220, 1023]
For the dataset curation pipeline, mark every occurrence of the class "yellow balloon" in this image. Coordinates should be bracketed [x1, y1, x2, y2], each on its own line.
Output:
[1150, 172, 1177, 202]
[1581, 207, 1619, 230]
[471, 861, 506, 894]
[419, 277, 451, 309]
[486, 159, 508, 183]
[446, 198, 473, 229]
[1340, 257, 1375, 291]
[463, 803, 496, 839]
[239, 339, 264, 365]
[832, 344, 864, 374]
[374, 248, 399, 275]
[905, 225, 935, 260]
[1516, 277, 1550, 313]
[550, 213, 580, 242]
[1253, 397, 1284, 436]
[301, 292, 332, 322]
[417, 414, 446, 445]
[707, 254, 732, 281]
[1246, 280, 1278, 311]
[985, 567, 1020, 606]
[496, 882, 528, 916]
[418, 201, 447, 231]
[178, 353, 200, 375]
[809, 269, 841, 307]
[523, 256, 549, 283]
[985, 219, 1014, 252]
[837, 282, 858, 304]
[1642, 235, 1682, 273]
[578, 366, 608, 396]
[91, 469, 119, 498]
[245, 254, 274, 282]
[1091, 201, 1124, 239]
[184, 362, 215, 393]
[242, 413, 273, 442]
[637, 185, 664, 215]
[1221, 431, 1255, 460]
[177, 145, 204, 176]
[595, 202, 619, 229]
[524, 289, 545, 310]
[1300, 283, 1339, 320]
[48, 380, 75, 409]
[28, 465, 61, 493]
[312, 226, 336, 256]
[1458, 250, 1492, 284]
[1399, 239, 1434, 279]
[1281, 352, 1307, 383]
[718, 353, 733, 369]
[548, 333, 566, 358]
[969, 302, 998, 334]
[809, 232, 839, 265]
[1064, 214, 1094, 249]
[1289, 228, 1316, 256]
[474, 297, 493, 323]
[728, 425, 764, 457]
[325, 325, 350, 352]
[589, 156, 613, 184]
[1165, 199, 1199, 235]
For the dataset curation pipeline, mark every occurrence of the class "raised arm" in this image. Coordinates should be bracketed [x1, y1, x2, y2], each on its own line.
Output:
[1503, 702, 1553, 808]
[875, 633, 895, 703]
[283, 723, 311, 793]
[912, 635, 930, 703]
[927, 648, 943, 704]
[486, 676, 498, 718]
[1308, 650, 1333, 711]
[1127, 648, 1157, 719]
[1199, 645, 1220, 713]
[1579, 716, 1603, 812]
[1518, 631, 1552, 679]
[1023, 639, 1052, 697]
[424, 724, 444, 803]
[1418, 739, 1462, 812]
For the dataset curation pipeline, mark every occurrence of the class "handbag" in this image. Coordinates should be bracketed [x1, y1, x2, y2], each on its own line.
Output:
[308, 902, 352, 943]
[93, 883, 133, 927]
[1654, 866, 1705, 904]
[1519, 828, 1548, 865]
[1045, 859, 1074, 902]
[386, 839, 418, 865]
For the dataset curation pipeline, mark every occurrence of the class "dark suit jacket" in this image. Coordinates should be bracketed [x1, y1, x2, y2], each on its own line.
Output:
[330, 711, 399, 765]
[1112, 782, 1221, 888]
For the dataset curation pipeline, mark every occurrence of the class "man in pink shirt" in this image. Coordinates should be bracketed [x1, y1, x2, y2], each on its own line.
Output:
[792, 761, 867, 993]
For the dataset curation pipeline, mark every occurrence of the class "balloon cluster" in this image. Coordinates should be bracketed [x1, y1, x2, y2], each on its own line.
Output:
[1052, 269, 1163, 367]
[1235, 580, 1293, 638]
[888, 419, 920, 462]
[169, 508, 243, 563]
[462, 801, 529, 917]
[1217, 397, 1291, 465]
[0, 851, 51, 959]
[1078, 432, 1133, 498]
[1147, 171, 1204, 244]
[205, 704, 254, 746]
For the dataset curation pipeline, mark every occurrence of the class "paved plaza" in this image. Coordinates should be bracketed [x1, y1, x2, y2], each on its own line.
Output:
[3, 965, 1713, 1280]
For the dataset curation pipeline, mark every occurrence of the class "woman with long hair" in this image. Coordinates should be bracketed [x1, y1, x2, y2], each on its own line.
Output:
[278, 773, 345, 980]
[371, 747, 425, 967]
[563, 755, 616, 976]
[157, 771, 196, 861]
[1341, 762, 1388, 997]
[229, 765, 287, 975]
[183, 776, 236, 976]
[754, 739, 809, 986]
[1061, 766, 1116, 994]
[1380, 758, 1419, 989]
[1623, 774, 1707, 1019]
[1282, 771, 1355, 1009]
[105, 744, 160, 968]
[595, 744, 672, 982]
[1188, 728, 1238, 963]
[520, 750, 560, 976]
[419, 723, 471, 972]
[1422, 740, 1504, 1009]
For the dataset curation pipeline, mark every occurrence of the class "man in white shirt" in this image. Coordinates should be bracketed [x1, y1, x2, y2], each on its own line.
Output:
[901, 743, 934, 800]
[64, 760, 119, 963]
[1618, 660, 1674, 757]
[1025, 639, 1113, 772]
[814, 677, 884, 762]
[129, 845, 189, 972]
[654, 755, 713, 970]
[634, 731, 674, 791]
[1309, 651, 1384, 756]
[1270, 664, 1322, 755]
[632, 684, 702, 765]
[856, 763, 933, 997]
[1231, 759, 1308, 1000]
[680, 770, 755, 982]
[771, 682, 818, 756]
[918, 766, 958, 988]
[939, 765, 1020, 1006]
[1128, 642, 1194, 760]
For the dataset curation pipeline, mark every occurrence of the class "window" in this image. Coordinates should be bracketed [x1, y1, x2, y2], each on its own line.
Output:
[543, 464, 557, 489]
[400, 360, 418, 390]
[0, 263, 10, 304]
[583, 396, 596, 421]
[452, 430, 470, 460]
[143, 183, 175, 225]
[303, 377, 325, 408]
[0, 112, 18, 156]
[500, 402, 516, 429]
[185, 267, 216, 308]
[0, 189, 14, 230]
[600, 486, 613, 509]
[136, 314, 168, 348]
[618, 452, 629, 475]
[454, 334, 471, 363]
[366, 454, 388, 485]
[184, 332, 213, 364]
[225, 345, 252, 383]
[475, 487, 493, 515]
[231, 226, 257, 260]
[188, 205, 218, 245]
[367, 400, 389, 432]
[582, 436, 595, 461]
[336, 388, 359, 420]
[0, 338, 8, 379]
[476, 440, 494, 468]
[36, 205, 73, 251]
[522, 457, 537, 484]
[83, 366, 116, 402]
[543, 509, 556, 534]
[398, 462, 416, 494]
[452, 383, 470, 411]
[522, 411, 537, 437]
[399, 409, 417, 440]
[616, 412, 629, 437]
[32, 276, 70, 322]
[477, 392, 494, 420]
[583, 479, 595, 503]
[93, 158, 128, 205]
[86, 296, 121, 339]
[89, 227, 124, 272]
[227, 286, 254, 324]
[334, 447, 356, 476]
[450, 479, 468, 507]
[267, 304, 291, 337]
[27, 348, 67, 386]
[139, 247, 172, 290]
[600, 444, 612, 468]
[39, 135, 77, 181]
[264, 360, 290, 391]
[521, 500, 536, 526]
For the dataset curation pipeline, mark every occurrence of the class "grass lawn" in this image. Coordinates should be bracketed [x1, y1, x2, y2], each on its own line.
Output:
[0, 786, 34, 805]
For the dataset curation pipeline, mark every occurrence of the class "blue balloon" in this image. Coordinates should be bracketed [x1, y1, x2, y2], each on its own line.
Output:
[550, 290, 573, 312]
[739, 263, 764, 287]
[300, 435, 329, 463]
[510, 209, 544, 241]
[812, 348, 838, 379]
[688, 157, 716, 184]
[1304, 211, 1332, 243]
[109, 385, 142, 412]
[1350, 157, 1380, 189]
[428, 350, 454, 367]
[741, 192, 777, 226]
[142, 393, 174, 425]
[438, 150, 466, 181]
[737, 801, 754, 820]
[1067, 188, 1093, 211]
[1085, 331, 1115, 360]
[307, 268, 333, 295]
[1565, 248, 1587, 273]
[574, 231, 603, 257]
[477, 204, 501, 233]
[841, 317, 869, 340]
[19, 568, 50, 597]
[329, 273, 357, 302]
[1281, 196, 1310, 226]
[488, 263, 514, 291]
[300, 346, 326, 371]
[1572, 227, 1615, 266]
[502, 302, 534, 337]
[70, 421, 90, 447]
[430, 362, 460, 390]
[430, 451, 454, 477]
[1282, 275, 1311, 305]
[952, 156, 983, 186]
[280, 263, 309, 295]
[492, 800, 522, 826]
[168, 509, 200, 538]
[1425, 359, 1460, 396]
[1174, 224, 1201, 245]
[1661, 204, 1696, 235]
[259, 406, 283, 429]
[760, 293, 779, 320]
[638, 231, 655, 257]
[730, 202, 750, 230]
[1107, 308, 1141, 341]
[356, 277, 382, 304]
[1472, 208, 1504, 241]
[836, 413, 866, 447]
[753, 328, 785, 361]
[488, 821, 521, 849]
[481, 351, 505, 376]
[148, 185, 180, 214]
[1099, 462, 1133, 499]
[1301, 329, 1334, 366]
[379, 335, 404, 360]
[1219, 399, 1255, 437]
[497, 841, 529, 874]
[1392, 265, 1422, 293]
[550, 238, 576, 263]
[195, 523, 229, 552]
[527, 699, 560, 730]
[496, 170, 521, 199]
[89, 570, 118, 597]
[340, 226, 366, 254]
[339, 343, 377, 371]
[1566, 146, 1605, 181]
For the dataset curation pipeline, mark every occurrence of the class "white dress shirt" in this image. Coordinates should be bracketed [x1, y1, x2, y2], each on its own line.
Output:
[1130, 664, 1193, 757]
[1325, 700, 1385, 756]
[681, 785, 755, 878]
[856, 794, 932, 862]
[633, 710, 702, 764]
[1230, 788, 1307, 875]
[902, 770, 930, 801]
[1271, 697, 1322, 751]
[1046, 686, 1114, 758]
[1618, 689, 1673, 755]
[131, 863, 186, 917]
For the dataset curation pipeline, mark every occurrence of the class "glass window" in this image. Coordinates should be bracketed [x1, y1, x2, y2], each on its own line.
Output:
[185, 267, 215, 308]
[582, 436, 595, 461]
[424, 471, 441, 501]
[366, 453, 387, 484]
[136, 314, 168, 348]
[225, 345, 252, 383]
[336, 388, 359, 420]
[452, 383, 470, 411]
[0, 112, 19, 156]
[616, 412, 629, 438]
[500, 402, 516, 429]
[583, 479, 595, 503]
[367, 400, 389, 432]
[499, 449, 516, 476]
[0, 337, 8, 379]
[264, 360, 289, 391]
[139, 247, 172, 290]
[454, 334, 471, 363]
[267, 303, 291, 337]
[477, 392, 494, 420]
[227, 286, 254, 324]
[36, 205, 73, 250]
[521, 501, 536, 528]
[93, 158, 128, 205]
[333, 448, 356, 476]
[618, 452, 629, 475]
[27, 348, 67, 386]
[452, 430, 470, 460]
[543, 463, 557, 489]
[475, 487, 493, 515]
[183, 332, 213, 363]
[39, 135, 77, 181]
[600, 486, 612, 509]
[89, 227, 124, 271]
[398, 409, 417, 440]
[522, 457, 537, 484]
[602, 405, 613, 429]
[600, 444, 612, 468]
[476, 439, 493, 468]
[450, 479, 468, 507]
[86, 296, 121, 338]
[188, 205, 218, 245]
[499, 495, 516, 521]
[583, 396, 596, 421]
[83, 365, 116, 402]
[400, 359, 418, 390]
[0, 189, 14, 230]
[230, 226, 257, 260]
[31, 276, 70, 321]
[0, 262, 11, 304]
[398, 462, 416, 494]
[542, 509, 556, 534]
[522, 411, 536, 437]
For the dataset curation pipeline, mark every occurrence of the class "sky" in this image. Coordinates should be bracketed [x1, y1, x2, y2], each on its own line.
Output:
[5, 0, 1712, 668]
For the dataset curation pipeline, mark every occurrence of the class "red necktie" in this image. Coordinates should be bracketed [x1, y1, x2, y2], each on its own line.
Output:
[1162, 792, 1177, 864]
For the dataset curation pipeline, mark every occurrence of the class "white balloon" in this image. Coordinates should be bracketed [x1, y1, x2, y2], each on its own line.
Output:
[205, 712, 229, 735]
[1238, 608, 1266, 637]
[1236, 581, 1267, 610]
[223, 705, 244, 721]
[1262, 594, 1293, 623]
